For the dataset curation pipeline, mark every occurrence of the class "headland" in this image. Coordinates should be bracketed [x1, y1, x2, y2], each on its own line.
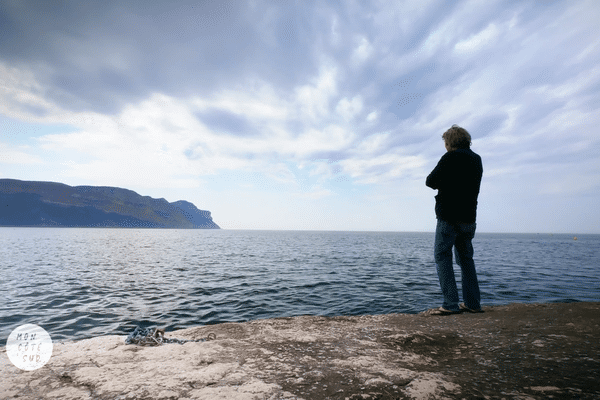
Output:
[0, 179, 219, 228]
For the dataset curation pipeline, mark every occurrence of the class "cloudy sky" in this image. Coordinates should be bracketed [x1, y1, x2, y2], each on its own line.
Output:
[1, 0, 599, 233]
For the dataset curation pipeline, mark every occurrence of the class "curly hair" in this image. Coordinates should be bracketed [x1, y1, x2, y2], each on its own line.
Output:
[442, 124, 471, 150]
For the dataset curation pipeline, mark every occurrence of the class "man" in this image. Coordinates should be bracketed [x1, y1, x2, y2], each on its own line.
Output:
[426, 124, 483, 315]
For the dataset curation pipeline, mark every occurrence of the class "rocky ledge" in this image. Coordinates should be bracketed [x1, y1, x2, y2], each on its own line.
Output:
[2, 302, 599, 400]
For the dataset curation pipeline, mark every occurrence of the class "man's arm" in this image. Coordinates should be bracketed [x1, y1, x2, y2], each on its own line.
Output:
[426, 155, 446, 189]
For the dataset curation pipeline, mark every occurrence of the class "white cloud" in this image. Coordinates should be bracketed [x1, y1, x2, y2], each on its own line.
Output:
[0, 144, 43, 165]
[355, 132, 390, 154]
[570, 37, 600, 65]
[294, 125, 355, 156]
[329, 14, 340, 46]
[335, 95, 363, 121]
[299, 187, 334, 200]
[351, 36, 374, 64]
[21, 64, 351, 189]
[0, 63, 54, 121]
[193, 82, 289, 121]
[366, 111, 378, 122]
[340, 151, 427, 184]
[294, 65, 338, 122]
[454, 22, 500, 54]
[542, 66, 600, 99]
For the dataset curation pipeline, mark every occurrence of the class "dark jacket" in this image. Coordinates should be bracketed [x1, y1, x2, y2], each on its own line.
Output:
[426, 148, 483, 223]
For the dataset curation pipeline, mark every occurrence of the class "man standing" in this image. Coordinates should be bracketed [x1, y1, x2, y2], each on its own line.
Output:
[426, 125, 483, 314]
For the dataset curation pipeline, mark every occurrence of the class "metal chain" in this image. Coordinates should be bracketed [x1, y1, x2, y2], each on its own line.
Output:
[125, 326, 216, 346]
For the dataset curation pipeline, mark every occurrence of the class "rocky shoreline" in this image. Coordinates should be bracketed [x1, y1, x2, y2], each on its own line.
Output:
[2, 301, 599, 399]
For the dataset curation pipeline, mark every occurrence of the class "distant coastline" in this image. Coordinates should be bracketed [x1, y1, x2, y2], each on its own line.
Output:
[0, 179, 220, 229]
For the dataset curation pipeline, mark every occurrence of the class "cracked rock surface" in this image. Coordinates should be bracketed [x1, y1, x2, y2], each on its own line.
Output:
[2, 302, 599, 399]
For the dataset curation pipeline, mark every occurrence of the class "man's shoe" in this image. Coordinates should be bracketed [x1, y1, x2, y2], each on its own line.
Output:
[423, 306, 461, 316]
[459, 302, 484, 313]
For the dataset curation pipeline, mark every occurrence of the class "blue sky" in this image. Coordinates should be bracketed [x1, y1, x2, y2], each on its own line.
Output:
[1, 0, 599, 233]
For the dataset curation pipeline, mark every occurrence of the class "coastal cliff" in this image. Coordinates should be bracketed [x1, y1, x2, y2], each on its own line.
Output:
[0, 179, 220, 229]
[1, 302, 599, 399]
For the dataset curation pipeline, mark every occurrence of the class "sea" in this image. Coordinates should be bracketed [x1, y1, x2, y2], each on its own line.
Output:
[1, 228, 599, 346]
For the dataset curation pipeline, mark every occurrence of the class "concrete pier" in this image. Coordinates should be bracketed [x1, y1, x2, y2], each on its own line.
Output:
[2, 302, 599, 399]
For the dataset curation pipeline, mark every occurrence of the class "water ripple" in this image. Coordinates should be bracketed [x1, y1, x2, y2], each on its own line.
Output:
[1, 229, 599, 345]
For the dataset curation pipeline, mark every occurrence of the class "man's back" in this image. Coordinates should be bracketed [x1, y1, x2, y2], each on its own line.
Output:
[426, 148, 483, 223]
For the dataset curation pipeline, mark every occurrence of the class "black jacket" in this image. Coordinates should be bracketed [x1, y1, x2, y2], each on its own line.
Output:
[426, 148, 483, 223]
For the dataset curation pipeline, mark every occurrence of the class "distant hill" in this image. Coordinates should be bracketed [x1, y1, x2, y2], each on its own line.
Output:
[0, 179, 220, 229]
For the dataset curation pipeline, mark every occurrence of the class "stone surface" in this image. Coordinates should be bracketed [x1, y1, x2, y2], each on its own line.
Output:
[2, 302, 599, 399]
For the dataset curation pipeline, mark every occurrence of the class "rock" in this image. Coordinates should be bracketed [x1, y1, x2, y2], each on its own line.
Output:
[2, 302, 599, 399]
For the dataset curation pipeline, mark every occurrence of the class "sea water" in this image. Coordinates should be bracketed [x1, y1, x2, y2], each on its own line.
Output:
[1, 228, 598, 345]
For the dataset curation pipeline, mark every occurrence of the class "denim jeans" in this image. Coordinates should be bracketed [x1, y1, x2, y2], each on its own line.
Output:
[434, 219, 481, 311]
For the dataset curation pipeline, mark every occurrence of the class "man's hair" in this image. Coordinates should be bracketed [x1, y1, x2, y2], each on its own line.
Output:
[442, 124, 471, 149]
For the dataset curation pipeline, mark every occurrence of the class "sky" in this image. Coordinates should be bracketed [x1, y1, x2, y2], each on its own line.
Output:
[1, 0, 599, 233]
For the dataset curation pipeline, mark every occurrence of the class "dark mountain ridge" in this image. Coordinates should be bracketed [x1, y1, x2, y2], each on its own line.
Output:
[0, 179, 220, 228]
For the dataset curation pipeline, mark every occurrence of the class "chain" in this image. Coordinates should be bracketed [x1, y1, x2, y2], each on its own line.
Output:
[125, 326, 216, 346]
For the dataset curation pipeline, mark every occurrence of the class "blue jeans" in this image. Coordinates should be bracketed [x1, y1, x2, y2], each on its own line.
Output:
[434, 219, 481, 311]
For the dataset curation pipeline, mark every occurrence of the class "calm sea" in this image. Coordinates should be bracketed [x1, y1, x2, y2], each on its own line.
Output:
[1, 228, 599, 345]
